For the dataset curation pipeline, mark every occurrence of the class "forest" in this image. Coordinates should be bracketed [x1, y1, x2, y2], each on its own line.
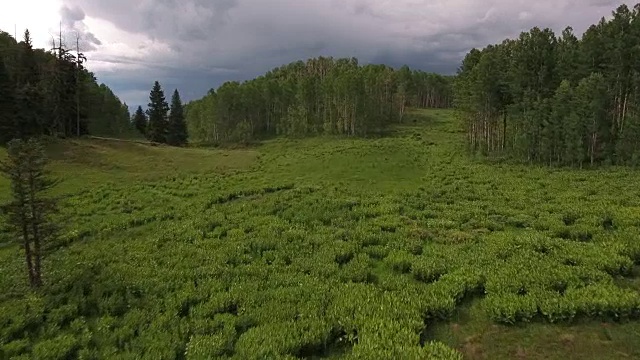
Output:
[455, 4, 640, 167]
[184, 58, 453, 144]
[0, 29, 134, 143]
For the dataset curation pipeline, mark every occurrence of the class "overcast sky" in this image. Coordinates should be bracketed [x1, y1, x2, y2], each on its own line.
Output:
[0, 0, 632, 109]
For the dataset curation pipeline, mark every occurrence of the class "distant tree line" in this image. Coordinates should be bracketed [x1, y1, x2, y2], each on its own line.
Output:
[184, 57, 453, 144]
[132, 81, 188, 146]
[455, 4, 640, 167]
[0, 29, 134, 144]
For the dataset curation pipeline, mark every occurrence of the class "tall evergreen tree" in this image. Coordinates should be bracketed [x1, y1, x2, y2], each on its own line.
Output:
[18, 30, 38, 86]
[133, 105, 147, 136]
[146, 81, 169, 143]
[0, 59, 15, 144]
[0, 139, 58, 288]
[167, 89, 188, 146]
[15, 30, 43, 139]
[47, 30, 83, 137]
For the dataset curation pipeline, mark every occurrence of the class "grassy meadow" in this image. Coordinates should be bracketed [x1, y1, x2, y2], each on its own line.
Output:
[1, 109, 639, 359]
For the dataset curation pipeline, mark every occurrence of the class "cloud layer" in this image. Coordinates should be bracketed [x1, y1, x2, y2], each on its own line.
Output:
[60, 5, 102, 51]
[54, 0, 633, 108]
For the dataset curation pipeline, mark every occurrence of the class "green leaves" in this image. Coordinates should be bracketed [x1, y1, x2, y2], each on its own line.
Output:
[32, 334, 78, 360]
[480, 235, 640, 324]
[4, 108, 640, 358]
[485, 293, 538, 324]
[184, 56, 453, 144]
[133, 106, 147, 136]
[167, 89, 188, 147]
[185, 330, 235, 359]
[456, 4, 640, 166]
[146, 81, 170, 144]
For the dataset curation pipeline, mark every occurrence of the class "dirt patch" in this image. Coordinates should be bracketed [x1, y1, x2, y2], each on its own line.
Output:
[559, 333, 575, 347]
[462, 335, 485, 360]
[601, 323, 614, 341]
[513, 346, 527, 359]
[559, 334, 576, 351]
[462, 341, 485, 360]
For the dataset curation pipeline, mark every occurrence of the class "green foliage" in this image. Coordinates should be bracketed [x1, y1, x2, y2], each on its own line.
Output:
[167, 89, 188, 146]
[133, 105, 147, 136]
[185, 332, 235, 359]
[146, 81, 169, 143]
[84, 85, 136, 139]
[32, 334, 78, 360]
[0, 138, 58, 288]
[0, 29, 131, 141]
[0, 58, 15, 144]
[456, 4, 640, 166]
[0, 109, 639, 359]
[184, 57, 453, 144]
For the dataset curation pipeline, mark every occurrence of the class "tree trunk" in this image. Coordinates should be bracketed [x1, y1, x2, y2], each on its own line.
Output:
[28, 171, 43, 287]
[23, 224, 37, 287]
[621, 92, 629, 133]
[502, 112, 507, 150]
[591, 132, 597, 166]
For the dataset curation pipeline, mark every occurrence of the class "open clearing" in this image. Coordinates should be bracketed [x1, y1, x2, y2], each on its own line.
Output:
[1, 109, 639, 359]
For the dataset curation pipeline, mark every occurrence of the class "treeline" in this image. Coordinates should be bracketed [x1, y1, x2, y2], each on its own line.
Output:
[185, 57, 453, 144]
[0, 29, 134, 144]
[455, 4, 640, 166]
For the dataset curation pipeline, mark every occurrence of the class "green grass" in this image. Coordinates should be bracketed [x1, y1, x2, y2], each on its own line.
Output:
[0, 109, 639, 359]
[426, 297, 640, 360]
[0, 138, 258, 202]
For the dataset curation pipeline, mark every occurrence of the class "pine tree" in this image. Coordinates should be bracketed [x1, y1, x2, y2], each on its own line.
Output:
[0, 138, 58, 288]
[16, 29, 42, 138]
[47, 30, 80, 137]
[167, 89, 188, 146]
[0, 59, 16, 144]
[18, 30, 38, 86]
[146, 81, 169, 143]
[133, 106, 147, 136]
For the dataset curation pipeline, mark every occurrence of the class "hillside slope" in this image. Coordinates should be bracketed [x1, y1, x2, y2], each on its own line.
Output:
[0, 138, 258, 202]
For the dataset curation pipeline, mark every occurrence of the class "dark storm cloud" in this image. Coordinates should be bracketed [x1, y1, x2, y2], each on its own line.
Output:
[61, 0, 636, 107]
[64, 0, 239, 42]
[60, 5, 84, 23]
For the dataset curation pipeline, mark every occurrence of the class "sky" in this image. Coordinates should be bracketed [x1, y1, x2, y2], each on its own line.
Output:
[0, 0, 633, 109]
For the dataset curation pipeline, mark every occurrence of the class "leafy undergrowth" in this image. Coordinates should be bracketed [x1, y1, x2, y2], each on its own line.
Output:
[1, 109, 639, 359]
[426, 297, 640, 360]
